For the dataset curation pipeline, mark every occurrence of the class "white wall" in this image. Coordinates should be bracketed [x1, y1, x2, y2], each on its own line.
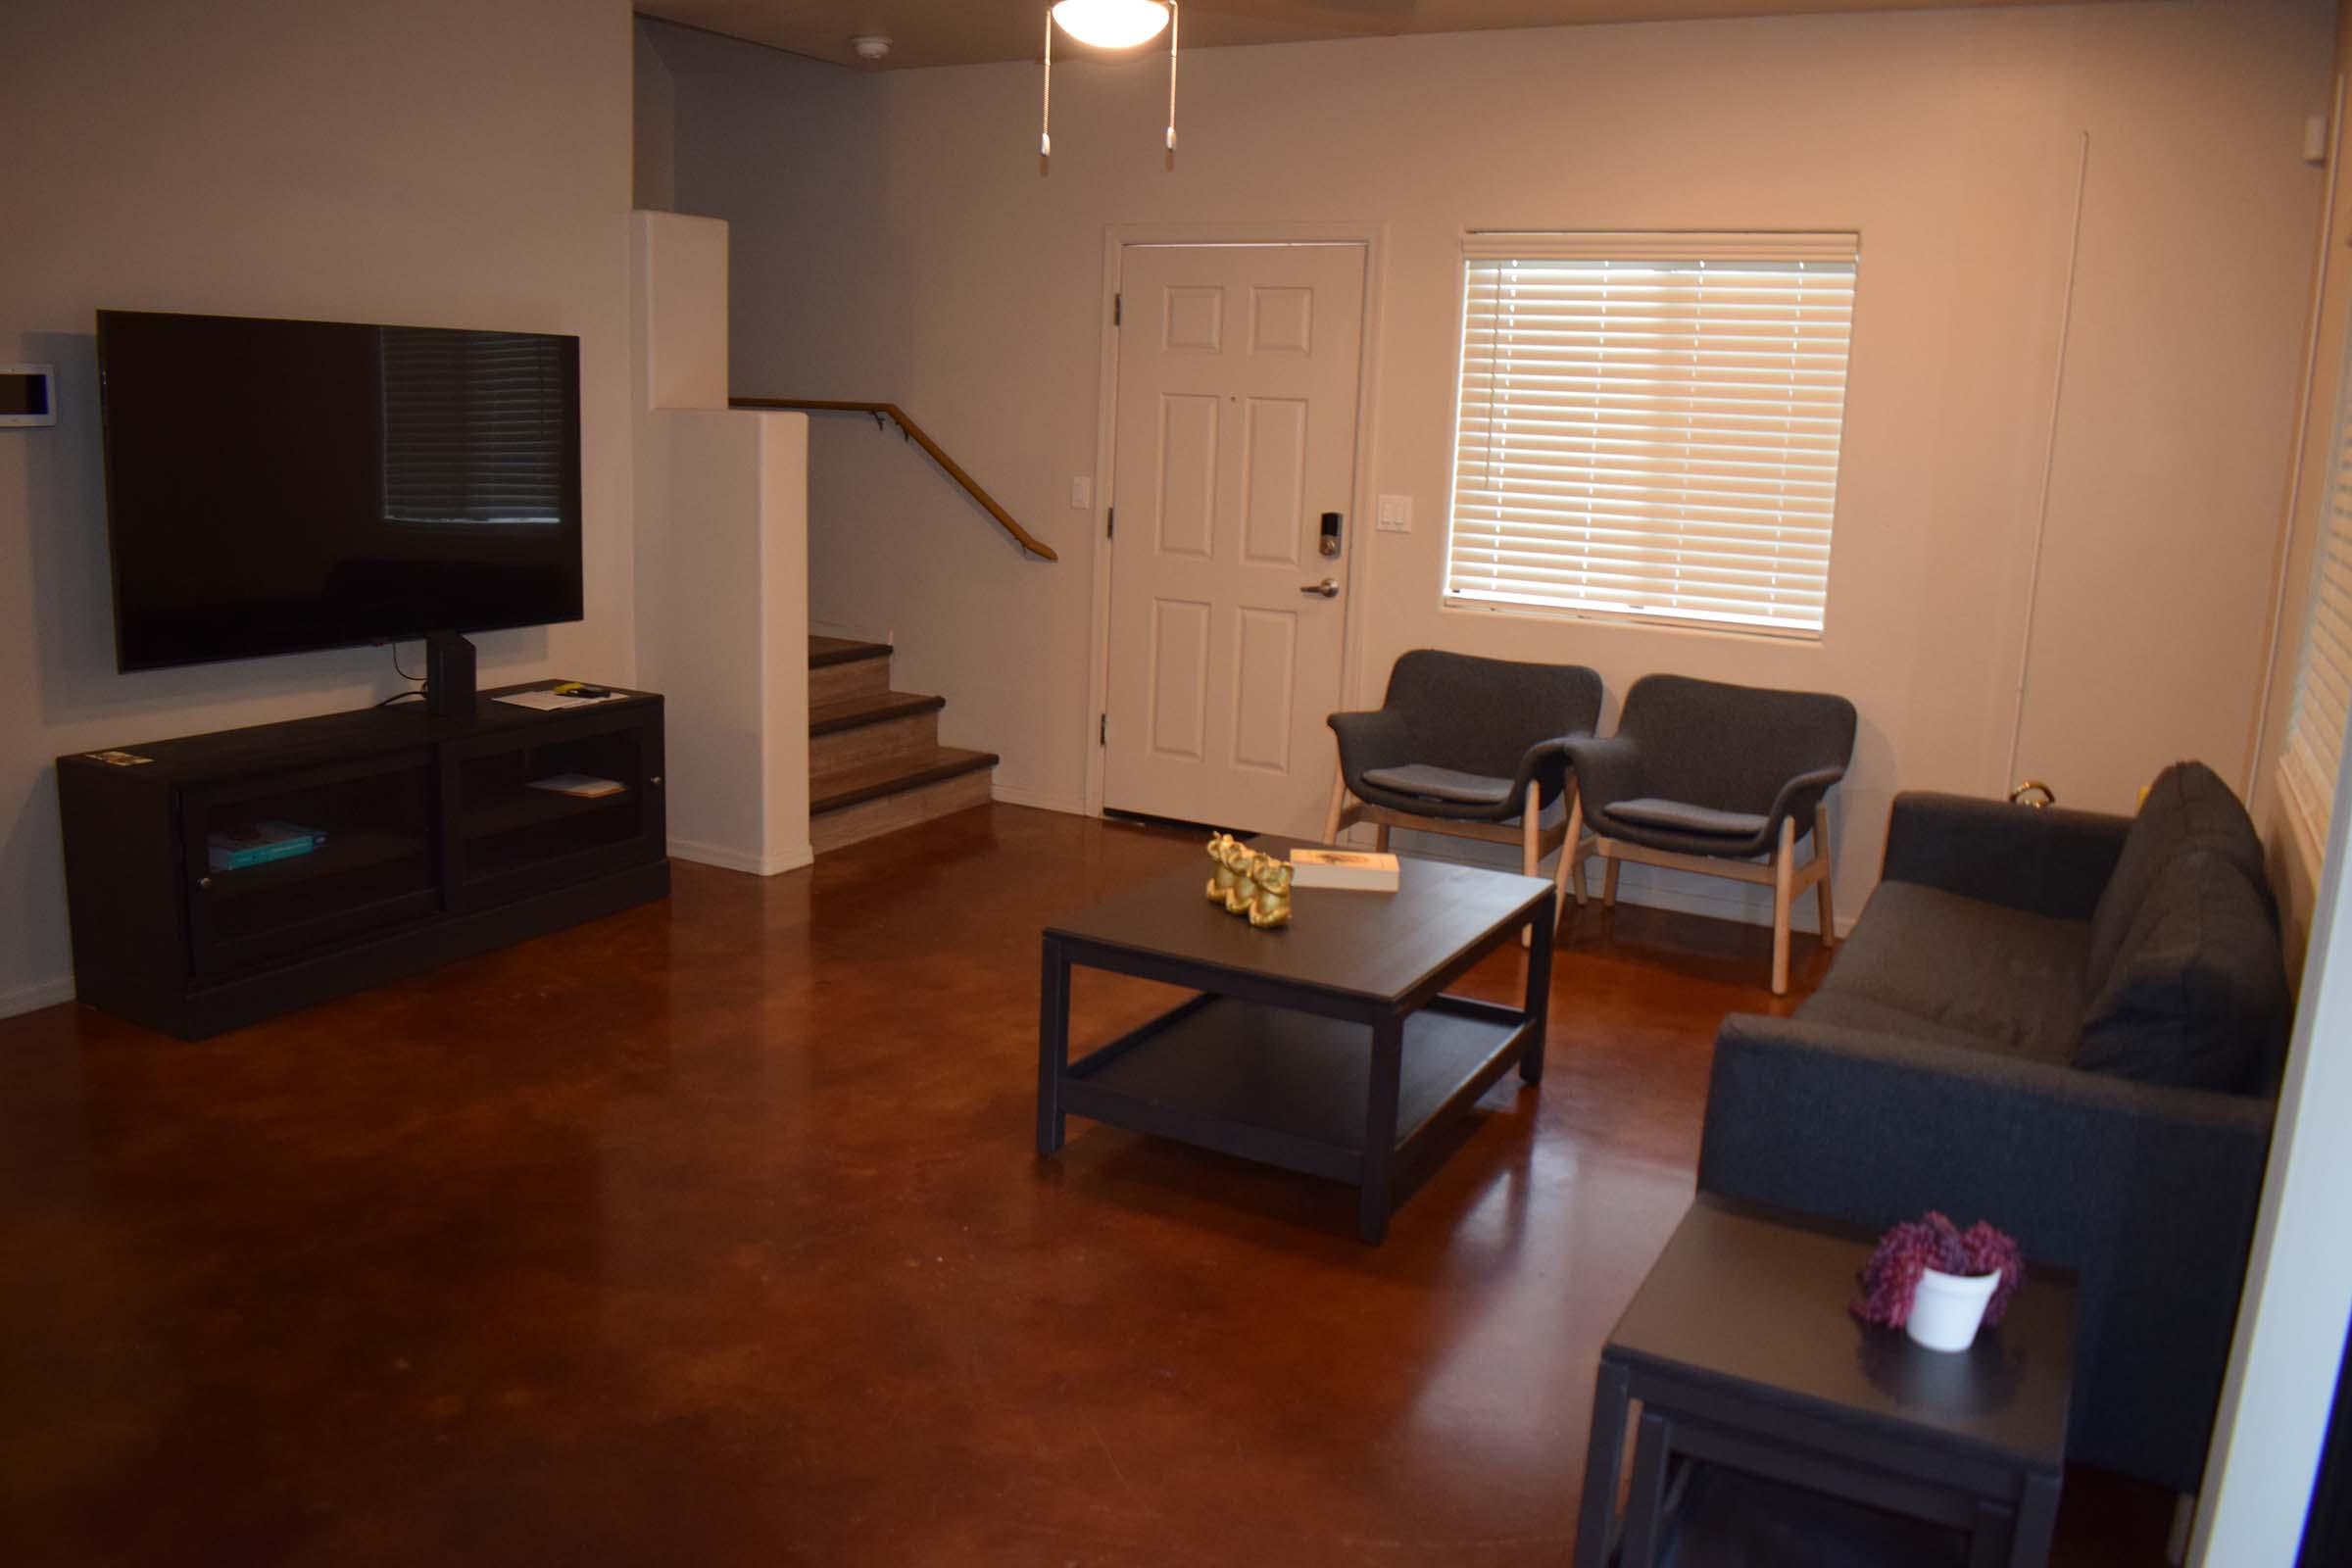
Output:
[0, 0, 639, 1017]
[647, 0, 2329, 925]
[631, 211, 812, 876]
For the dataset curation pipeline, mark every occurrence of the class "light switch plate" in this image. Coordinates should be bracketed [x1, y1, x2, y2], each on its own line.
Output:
[1376, 494, 1412, 533]
[1071, 476, 1093, 510]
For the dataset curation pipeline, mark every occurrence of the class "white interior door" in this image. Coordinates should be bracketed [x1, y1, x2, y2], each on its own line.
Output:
[1104, 242, 1366, 838]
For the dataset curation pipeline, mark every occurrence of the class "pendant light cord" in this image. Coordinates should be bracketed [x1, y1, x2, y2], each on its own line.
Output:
[1166, 0, 1179, 153]
[1041, 10, 1053, 158]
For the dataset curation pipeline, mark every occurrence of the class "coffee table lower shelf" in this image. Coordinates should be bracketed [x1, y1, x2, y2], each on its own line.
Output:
[1059, 993, 1532, 1188]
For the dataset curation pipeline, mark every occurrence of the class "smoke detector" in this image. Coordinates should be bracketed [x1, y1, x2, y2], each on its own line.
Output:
[851, 34, 891, 62]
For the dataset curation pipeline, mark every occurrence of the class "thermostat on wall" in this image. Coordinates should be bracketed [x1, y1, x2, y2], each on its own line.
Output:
[0, 365, 56, 427]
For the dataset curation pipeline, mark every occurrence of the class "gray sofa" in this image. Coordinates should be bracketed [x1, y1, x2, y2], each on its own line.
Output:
[1697, 761, 2291, 1495]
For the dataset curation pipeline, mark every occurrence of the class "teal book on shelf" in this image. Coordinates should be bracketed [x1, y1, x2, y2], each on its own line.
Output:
[207, 820, 327, 872]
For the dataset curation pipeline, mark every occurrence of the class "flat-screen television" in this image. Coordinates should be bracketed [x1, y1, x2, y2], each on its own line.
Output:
[97, 309, 583, 672]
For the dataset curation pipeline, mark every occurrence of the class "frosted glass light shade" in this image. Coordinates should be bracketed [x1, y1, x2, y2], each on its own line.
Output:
[1050, 0, 1170, 49]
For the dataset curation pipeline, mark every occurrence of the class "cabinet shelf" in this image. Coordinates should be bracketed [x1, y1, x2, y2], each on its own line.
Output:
[202, 829, 426, 902]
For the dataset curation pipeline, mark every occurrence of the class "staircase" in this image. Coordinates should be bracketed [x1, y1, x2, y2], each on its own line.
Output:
[808, 637, 999, 853]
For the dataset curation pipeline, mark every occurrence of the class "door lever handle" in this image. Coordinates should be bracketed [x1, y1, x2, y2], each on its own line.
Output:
[1299, 578, 1340, 599]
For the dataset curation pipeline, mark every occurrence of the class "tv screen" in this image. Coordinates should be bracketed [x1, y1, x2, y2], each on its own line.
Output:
[97, 309, 583, 672]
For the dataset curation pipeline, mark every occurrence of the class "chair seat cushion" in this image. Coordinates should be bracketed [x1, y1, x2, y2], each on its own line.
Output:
[1358, 763, 1516, 808]
[1605, 797, 1770, 838]
[1804, 881, 2090, 1063]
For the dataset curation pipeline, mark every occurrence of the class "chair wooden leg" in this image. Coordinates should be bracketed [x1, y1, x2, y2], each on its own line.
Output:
[1374, 822, 1391, 853]
[1601, 855, 1620, 910]
[1814, 802, 1837, 949]
[1324, 766, 1348, 844]
[1772, 814, 1796, 996]
[1520, 782, 1543, 877]
[1520, 782, 1544, 947]
[1557, 789, 1588, 910]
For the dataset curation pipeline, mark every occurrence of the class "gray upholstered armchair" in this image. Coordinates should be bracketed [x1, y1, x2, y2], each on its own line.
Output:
[1562, 673, 1857, 992]
[1323, 650, 1604, 904]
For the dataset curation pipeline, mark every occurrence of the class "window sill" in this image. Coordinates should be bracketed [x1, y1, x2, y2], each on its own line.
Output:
[1439, 595, 1825, 648]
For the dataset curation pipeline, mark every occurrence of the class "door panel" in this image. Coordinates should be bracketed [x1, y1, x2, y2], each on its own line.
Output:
[1231, 608, 1298, 773]
[1241, 398, 1308, 566]
[1155, 394, 1220, 558]
[1106, 242, 1364, 838]
[1149, 598, 1211, 762]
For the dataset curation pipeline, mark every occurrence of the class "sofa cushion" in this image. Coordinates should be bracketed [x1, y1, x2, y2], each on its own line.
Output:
[2077, 848, 2290, 1092]
[2086, 761, 2271, 991]
[1805, 881, 2089, 1063]
[1604, 797, 1771, 838]
[1357, 763, 1515, 808]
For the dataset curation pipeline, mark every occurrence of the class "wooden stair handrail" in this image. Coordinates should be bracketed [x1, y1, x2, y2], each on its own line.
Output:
[729, 398, 1059, 563]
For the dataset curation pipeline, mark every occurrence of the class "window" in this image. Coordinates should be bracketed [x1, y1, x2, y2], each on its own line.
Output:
[2279, 342, 2352, 859]
[379, 327, 568, 525]
[1445, 231, 1859, 636]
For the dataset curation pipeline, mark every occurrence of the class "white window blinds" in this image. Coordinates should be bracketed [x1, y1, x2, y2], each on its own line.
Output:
[1445, 231, 1860, 636]
[380, 327, 568, 525]
[2280, 372, 2352, 858]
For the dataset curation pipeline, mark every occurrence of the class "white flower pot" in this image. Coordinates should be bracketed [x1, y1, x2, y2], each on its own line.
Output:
[1906, 1266, 2000, 1352]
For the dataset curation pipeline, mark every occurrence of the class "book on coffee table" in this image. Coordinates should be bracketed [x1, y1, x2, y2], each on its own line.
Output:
[1289, 848, 1400, 892]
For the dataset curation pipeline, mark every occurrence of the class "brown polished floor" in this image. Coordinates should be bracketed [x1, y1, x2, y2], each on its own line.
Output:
[0, 806, 2170, 1565]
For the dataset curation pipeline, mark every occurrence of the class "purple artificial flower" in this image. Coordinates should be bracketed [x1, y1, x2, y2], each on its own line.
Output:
[1851, 1212, 2026, 1328]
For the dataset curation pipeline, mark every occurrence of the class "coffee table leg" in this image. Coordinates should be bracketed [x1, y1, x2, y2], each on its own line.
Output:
[1573, 1358, 1631, 1568]
[1037, 937, 1071, 1156]
[1520, 894, 1555, 1085]
[1357, 1014, 1403, 1243]
[2008, 1472, 2060, 1568]
[1620, 1408, 1674, 1568]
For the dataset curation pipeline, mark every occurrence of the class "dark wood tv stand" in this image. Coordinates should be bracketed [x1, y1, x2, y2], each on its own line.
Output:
[56, 682, 669, 1039]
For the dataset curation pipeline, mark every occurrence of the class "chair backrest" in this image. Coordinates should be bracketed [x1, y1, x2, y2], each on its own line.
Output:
[1381, 650, 1604, 779]
[1616, 673, 1857, 813]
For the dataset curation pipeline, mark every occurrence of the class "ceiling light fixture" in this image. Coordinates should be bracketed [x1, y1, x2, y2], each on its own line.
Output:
[1051, 0, 1169, 49]
[1040, 0, 1179, 165]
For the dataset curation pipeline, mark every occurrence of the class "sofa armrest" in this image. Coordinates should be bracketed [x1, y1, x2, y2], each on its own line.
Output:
[1881, 792, 2132, 920]
[1698, 1011, 2272, 1493]
[1326, 710, 1413, 784]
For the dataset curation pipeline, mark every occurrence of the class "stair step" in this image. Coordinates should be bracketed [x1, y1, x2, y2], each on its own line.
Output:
[809, 689, 945, 736]
[809, 635, 892, 669]
[809, 635, 893, 707]
[809, 690, 945, 775]
[809, 746, 998, 854]
[811, 746, 999, 815]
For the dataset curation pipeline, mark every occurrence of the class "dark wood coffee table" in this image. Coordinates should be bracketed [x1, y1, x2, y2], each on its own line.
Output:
[1576, 1198, 2076, 1568]
[1036, 837, 1555, 1243]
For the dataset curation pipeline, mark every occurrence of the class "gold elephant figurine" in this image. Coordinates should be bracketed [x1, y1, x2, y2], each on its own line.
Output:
[1248, 858, 1293, 928]
[1205, 832, 1243, 905]
[1224, 845, 1264, 916]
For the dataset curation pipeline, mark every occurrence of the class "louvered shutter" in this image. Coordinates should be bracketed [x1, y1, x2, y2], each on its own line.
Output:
[380, 327, 566, 525]
[1445, 231, 1859, 635]
[2281, 359, 2352, 857]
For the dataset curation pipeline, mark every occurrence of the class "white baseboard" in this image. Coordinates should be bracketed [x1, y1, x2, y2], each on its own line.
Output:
[991, 783, 1089, 815]
[667, 838, 814, 876]
[0, 974, 76, 1021]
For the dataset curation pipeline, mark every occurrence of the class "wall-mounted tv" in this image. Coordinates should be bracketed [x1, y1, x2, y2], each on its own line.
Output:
[97, 309, 583, 672]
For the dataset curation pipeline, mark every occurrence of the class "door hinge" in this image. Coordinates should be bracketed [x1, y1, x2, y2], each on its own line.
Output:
[1113, 293, 1122, 326]
[1100, 713, 1107, 746]
[1105, 507, 1114, 539]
